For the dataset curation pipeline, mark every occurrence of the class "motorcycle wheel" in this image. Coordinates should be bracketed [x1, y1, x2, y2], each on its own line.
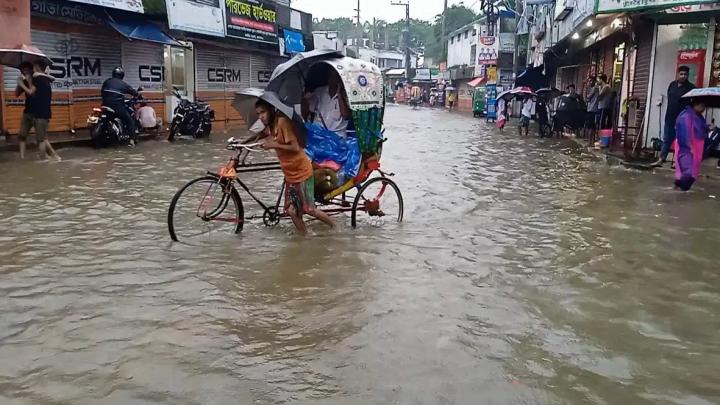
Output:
[200, 122, 212, 138]
[90, 123, 108, 148]
[169, 120, 181, 142]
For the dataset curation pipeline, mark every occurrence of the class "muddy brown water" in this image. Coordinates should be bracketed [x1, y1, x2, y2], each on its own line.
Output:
[1, 106, 719, 404]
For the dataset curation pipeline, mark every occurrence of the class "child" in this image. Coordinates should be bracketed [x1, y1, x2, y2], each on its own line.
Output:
[255, 100, 335, 234]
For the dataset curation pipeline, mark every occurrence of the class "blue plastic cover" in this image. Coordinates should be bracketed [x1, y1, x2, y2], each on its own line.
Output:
[109, 18, 181, 46]
[304, 123, 361, 180]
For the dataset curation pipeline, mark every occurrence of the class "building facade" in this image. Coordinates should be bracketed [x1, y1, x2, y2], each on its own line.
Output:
[0, 0, 313, 140]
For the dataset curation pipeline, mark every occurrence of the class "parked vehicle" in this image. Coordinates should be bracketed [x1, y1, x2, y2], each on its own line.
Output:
[168, 88, 214, 141]
[87, 89, 144, 148]
[472, 87, 486, 117]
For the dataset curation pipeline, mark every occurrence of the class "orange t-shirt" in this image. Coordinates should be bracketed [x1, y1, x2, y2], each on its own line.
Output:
[273, 116, 313, 184]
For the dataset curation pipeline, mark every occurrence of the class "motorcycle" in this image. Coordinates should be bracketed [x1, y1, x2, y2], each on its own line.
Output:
[87, 87, 144, 148]
[168, 87, 214, 141]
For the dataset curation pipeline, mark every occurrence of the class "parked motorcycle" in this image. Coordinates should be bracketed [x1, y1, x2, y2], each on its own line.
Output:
[168, 87, 214, 142]
[87, 88, 144, 148]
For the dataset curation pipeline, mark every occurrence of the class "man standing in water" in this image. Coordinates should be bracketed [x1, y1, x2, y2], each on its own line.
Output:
[15, 61, 61, 160]
[652, 65, 695, 167]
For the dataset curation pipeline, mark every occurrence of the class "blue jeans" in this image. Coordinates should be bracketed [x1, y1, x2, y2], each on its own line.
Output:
[660, 121, 676, 161]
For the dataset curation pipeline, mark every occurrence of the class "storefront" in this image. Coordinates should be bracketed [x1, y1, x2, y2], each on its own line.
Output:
[1, 0, 180, 138]
[193, 41, 279, 130]
[640, 9, 720, 148]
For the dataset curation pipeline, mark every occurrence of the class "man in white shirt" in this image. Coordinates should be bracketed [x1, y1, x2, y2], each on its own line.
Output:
[304, 71, 352, 136]
[520, 97, 536, 136]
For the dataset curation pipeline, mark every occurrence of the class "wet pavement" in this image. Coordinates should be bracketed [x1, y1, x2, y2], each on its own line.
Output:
[1, 105, 719, 404]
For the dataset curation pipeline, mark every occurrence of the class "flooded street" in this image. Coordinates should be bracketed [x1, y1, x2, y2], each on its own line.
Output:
[1, 105, 720, 404]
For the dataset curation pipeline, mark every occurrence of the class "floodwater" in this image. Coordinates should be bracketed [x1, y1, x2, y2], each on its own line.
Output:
[1, 106, 719, 404]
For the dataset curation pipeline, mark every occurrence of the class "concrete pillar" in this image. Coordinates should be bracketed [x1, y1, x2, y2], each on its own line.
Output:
[0, 0, 31, 48]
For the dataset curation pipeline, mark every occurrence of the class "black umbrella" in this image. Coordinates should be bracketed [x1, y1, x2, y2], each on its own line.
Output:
[265, 49, 343, 105]
[536, 87, 562, 100]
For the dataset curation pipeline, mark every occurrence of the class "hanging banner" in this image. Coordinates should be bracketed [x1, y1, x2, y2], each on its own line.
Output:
[67, 0, 143, 13]
[224, 0, 278, 44]
[167, 0, 225, 37]
[477, 36, 498, 65]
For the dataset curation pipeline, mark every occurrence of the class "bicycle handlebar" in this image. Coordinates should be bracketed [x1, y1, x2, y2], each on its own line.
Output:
[226, 137, 263, 152]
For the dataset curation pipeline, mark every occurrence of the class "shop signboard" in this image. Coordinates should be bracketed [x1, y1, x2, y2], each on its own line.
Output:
[31, 0, 104, 24]
[167, 0, 225, 37]
[67, 0, 143, 13]
[666, 2, 720, 13]
[596, 0, 717, 13]
[477, 36, 498, 65]
[224, 0, 278, 44]
[414, 68, 432, 81]
[283, 29, 305, 53]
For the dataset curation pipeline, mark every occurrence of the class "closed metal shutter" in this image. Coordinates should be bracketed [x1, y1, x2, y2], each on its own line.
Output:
[223, 52, 251, 91]
[249, 53, 273, 88]
[632, 20, 653, 130]
[122, 41, 164, 92]
[195, 46, 225, 93]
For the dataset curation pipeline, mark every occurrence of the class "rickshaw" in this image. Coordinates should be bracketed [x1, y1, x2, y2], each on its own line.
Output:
[167, 51, 404, 241]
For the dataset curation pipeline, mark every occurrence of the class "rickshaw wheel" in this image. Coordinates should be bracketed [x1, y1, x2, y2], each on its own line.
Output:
[351, 177, 404, 228]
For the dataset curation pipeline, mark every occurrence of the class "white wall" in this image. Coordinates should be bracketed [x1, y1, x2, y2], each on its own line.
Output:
[447, 22, 485, 67]
[646, 25, 680, 147]
[358, 48, 416, 68]
[551, 0, 594, 44]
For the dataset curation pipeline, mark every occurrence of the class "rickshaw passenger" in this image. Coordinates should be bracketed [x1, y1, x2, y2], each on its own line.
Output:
[304, 70, 352, 136]
[255, 100, 336, 235]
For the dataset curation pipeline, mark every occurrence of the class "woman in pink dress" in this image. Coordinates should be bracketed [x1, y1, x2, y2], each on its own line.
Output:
[673, 99, 715, 191]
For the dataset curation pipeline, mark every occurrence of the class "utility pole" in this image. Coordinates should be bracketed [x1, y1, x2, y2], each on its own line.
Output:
[371, 17, 376, 49]
[355, 0, 361, 56]
[391, 1, 411, 79]
[512, 0, 521, 81]
[441, 0, 448, 62]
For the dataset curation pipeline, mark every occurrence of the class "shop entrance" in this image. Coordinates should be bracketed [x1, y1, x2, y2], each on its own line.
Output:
[645, 22, 711, 147]
[164, 43, 195, 123]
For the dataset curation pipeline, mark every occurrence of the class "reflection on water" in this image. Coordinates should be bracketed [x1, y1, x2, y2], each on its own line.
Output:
[1, 106, 719, 404]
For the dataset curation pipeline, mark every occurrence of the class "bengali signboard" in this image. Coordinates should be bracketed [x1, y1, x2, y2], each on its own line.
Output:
[596, 0, 716, 13]
[224, 0, 278, 44]
[31, 0, 104, 25]
[167, 0, 225, 37]
[499, 33, 515, 53]
[67, 0, 143, 13]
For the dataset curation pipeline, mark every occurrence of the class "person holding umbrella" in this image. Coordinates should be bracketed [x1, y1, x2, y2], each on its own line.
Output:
[672, 94, 717, 191]
[15, 61, 61, 160]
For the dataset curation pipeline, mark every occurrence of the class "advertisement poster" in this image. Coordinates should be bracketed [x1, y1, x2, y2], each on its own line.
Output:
[166, 0, 225, 37]
[710, 24, 720, 87]
[677, 49, 706, 87]
[486, 65, 497, 84]
[67, 0, 143, 13]
[477, 36, 498, 65]
[485, 84, 497, 120]
[225, 0, 278, 44]
[499, 33, 515, 53]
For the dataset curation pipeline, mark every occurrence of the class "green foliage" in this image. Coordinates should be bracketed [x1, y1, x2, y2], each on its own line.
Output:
[312, 5, 476, 64]
[142, 0, 167, 15]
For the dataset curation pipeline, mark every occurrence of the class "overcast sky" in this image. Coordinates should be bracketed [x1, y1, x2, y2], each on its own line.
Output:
[291, 0, 476, 24]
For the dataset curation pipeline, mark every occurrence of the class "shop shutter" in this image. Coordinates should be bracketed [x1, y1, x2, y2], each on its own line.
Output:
[195, 47, 225, 93]
[632, 20, 653, 130]
[122, 41, 164, 92]
[223, 52, 251, 92]
[250, 53, 273, 88]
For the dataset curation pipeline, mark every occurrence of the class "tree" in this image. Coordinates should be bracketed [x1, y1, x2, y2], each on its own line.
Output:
[428, 4, 478, 61]
[142, 0, 166, 15]
[313, 17, 357, 40]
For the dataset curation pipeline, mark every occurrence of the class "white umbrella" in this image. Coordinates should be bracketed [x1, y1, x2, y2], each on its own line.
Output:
[0, 44, 52, 68]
